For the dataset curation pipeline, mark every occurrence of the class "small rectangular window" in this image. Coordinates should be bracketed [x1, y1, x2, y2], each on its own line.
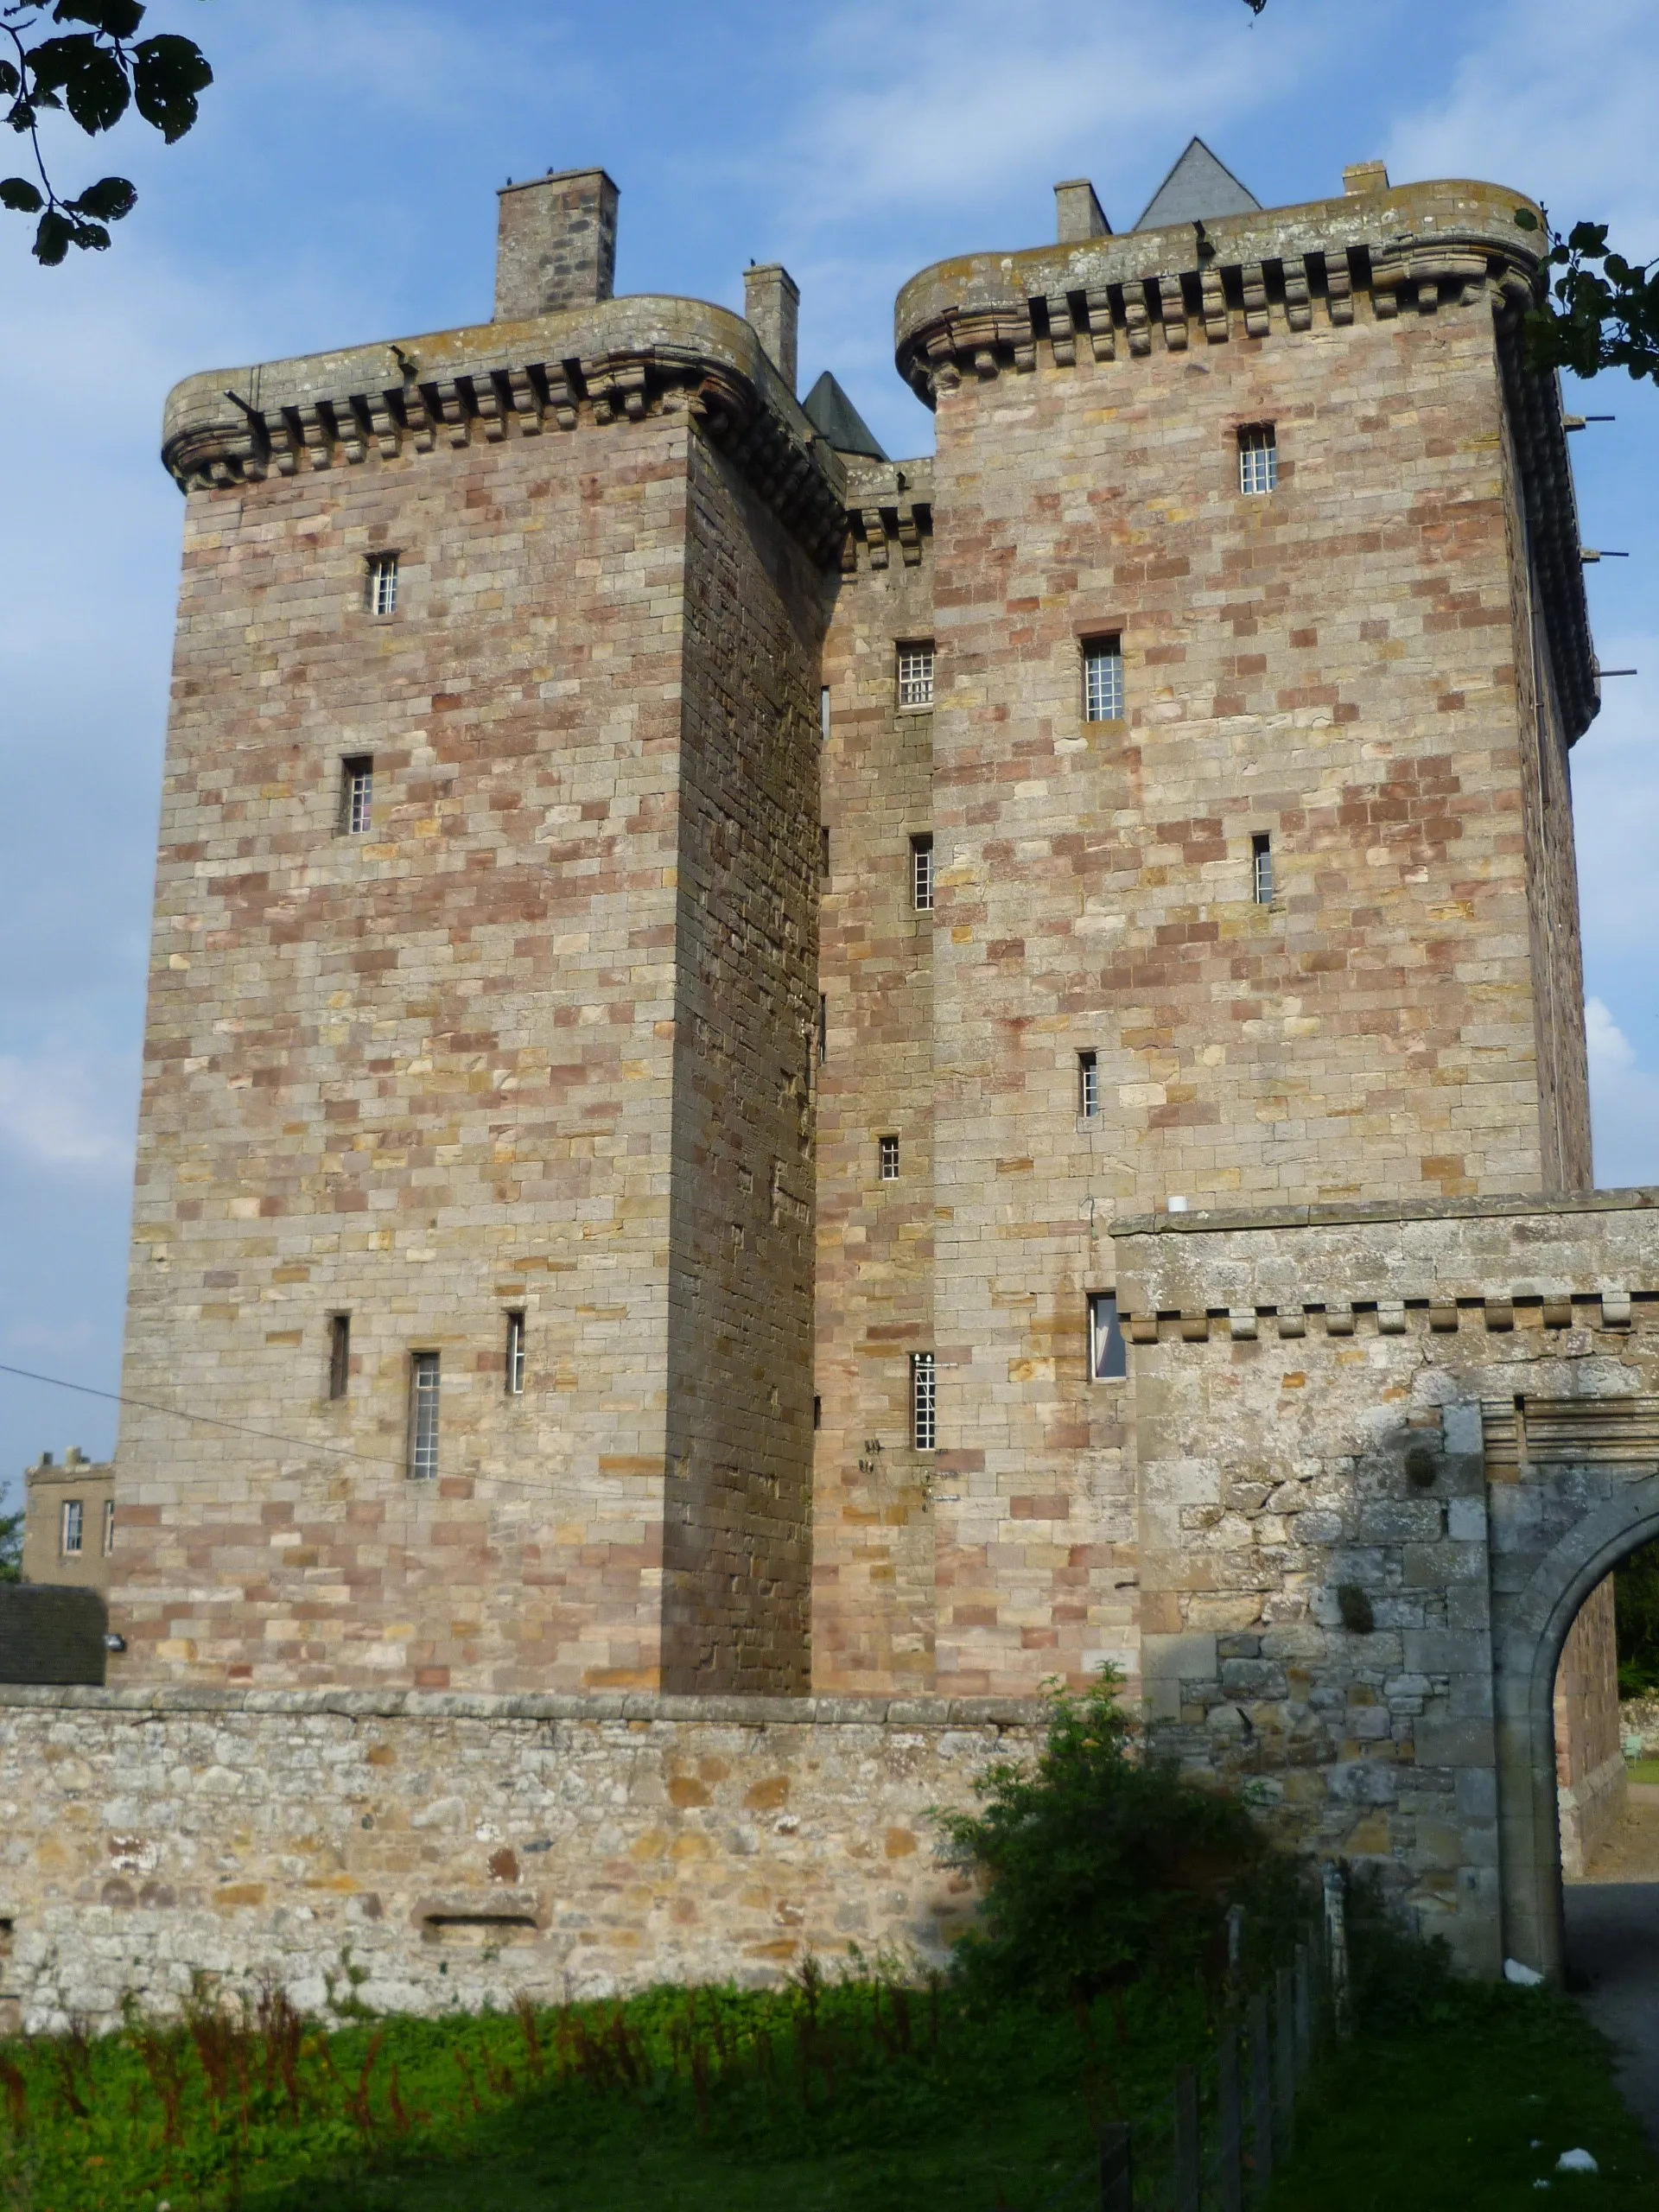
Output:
[1083, 637, 1123, 723]
[1090, 1293, 1128, 1382]
[102, 1498, 116, 1557]
[1252, 832, 1274, 905]
[813, 1394, 823, 1431]
[367, 550, 399, 616]
[1238, 424, 1277, 496]
[911, 833, 935, 912]
[879, 1135, 900, 1182]
[409, 1352, 441, 1480]
[327, 1313, 351, 1402]
[340, 755, 373, 836]
[505, 1310, 526, 1397]
[1078, 1049, 1100, 1121]
[821, 825, 830, 881]
[897, 642, 935, 711]
[820, 685, 830, 743]
[817, 995, 828, 1066]
[911, 1351, 937, 1452]
[61, 1499, 83, 1556]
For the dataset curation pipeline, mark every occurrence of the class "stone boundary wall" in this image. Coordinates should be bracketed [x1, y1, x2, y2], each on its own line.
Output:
[0, 1690, 1045, 2035]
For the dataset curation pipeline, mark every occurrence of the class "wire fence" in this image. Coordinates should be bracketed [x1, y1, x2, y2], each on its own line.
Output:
[1025, 1865, 1350, 2212]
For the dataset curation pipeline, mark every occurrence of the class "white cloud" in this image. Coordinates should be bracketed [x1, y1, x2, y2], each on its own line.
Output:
[1586, 997, 1659, 1188]
[0, 1047, 136, 1178]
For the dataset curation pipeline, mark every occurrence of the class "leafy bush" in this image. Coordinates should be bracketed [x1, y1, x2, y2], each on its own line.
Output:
[1615, 1536, 1659, 1699]
[0, 1507, 20, 1584]
[935, 1669, 1306, 2005]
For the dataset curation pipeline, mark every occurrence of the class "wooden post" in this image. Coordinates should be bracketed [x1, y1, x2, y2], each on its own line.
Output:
[1248, 1992, 1273, 2196]
[1217, 2023, 1243, 2212]
[1174, 2066, 1200, 2212]
[1098, 2122, 1134, 2212]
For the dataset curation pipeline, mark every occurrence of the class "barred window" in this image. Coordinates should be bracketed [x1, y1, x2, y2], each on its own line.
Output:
[60, 1499, 83, 1556]
[327, 1313, 351, 1402]
[879, 1135, 899, 1182]
[1078, 1049, 1100, 1121]
[1252, 832, 1274, 905]
[367, 551, 399, 616]
[505, 1310, 527, 1397]
[340, 755, 373, 836]
[1083, 636, 1123, 722]
[1238, 424, 1277, 496]
[1089, 1293, 1128, 1382]
[911, 1351, 937, 1452]
[409, 1352, 441, 1480]
[897, 643, 935, 711]
[911, 832, 935, 912]
[102, 1498, 116, 1557]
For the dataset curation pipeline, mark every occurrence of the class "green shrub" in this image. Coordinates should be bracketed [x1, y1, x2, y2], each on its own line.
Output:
[935, 1669, 1306, 2005]
[1615, 1535, 1659, 1698]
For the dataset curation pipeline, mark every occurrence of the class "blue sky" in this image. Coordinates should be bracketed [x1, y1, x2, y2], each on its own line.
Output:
[2, 0, 1656, 1498]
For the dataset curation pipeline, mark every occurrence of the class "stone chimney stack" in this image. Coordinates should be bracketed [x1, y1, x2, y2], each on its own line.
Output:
[494, 166, 619, 321]
[1054, 179, 1110, 243]
[744, 263, 800, 395]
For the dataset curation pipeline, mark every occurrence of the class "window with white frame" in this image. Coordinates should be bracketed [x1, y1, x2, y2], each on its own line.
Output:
[1083, 636, 1124, 723]
[1252, 832, 1274, 905]
[911, 1351, 937, 1452]
[340, 755, 373, 836]
[911, 832, 935, 912]
[60, 1499, 83, 1556]
[409, 1352, 441, 1480]
[1238, 423, 1277, 496]
[1078, 1049, 1100, 1121]
[366, 551, 399, 616]
[1089, 1292, 1128, 1382]
[505, 1310, 527, 1396]
[897, 642, 935, 711]
[102, 1498, 116, 1556]
[879, 1135, 899, 1182]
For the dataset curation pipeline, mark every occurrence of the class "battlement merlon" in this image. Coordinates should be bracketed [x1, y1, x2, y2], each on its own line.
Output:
[158, 292, 851, 565]
[894, 175, 1597, 741]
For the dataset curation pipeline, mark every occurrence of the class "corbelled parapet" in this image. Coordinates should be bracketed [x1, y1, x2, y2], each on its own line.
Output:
[839, 453, 933, 574]
[160, 293, 850, 565]
[893, 175, 1598, 740]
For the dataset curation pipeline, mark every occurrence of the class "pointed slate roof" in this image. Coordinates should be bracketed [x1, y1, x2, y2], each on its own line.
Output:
[1134, 137, 1262, 232]
[803, 370, 887, 461]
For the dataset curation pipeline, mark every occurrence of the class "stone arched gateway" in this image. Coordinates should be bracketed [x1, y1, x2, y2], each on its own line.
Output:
[1114, 1187, 1659, 1980]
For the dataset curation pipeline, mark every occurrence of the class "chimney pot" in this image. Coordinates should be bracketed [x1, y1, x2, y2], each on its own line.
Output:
[494, 165, 619, 321]
[1054, 179, 1111, 244]
[744, 263, 800, 396]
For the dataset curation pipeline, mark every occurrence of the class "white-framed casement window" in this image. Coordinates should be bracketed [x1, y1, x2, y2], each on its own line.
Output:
[911, 832, 936, 912]
[1238, 423, 1277, 496]
[879, 1135, 900, 1182]
[911, 1351, 937, 1452]
[409, 1352, 441, 1480]
[1089, 1292, 1128, 1382]
[340, 755, 374, 836]
[60, 1499, 83, 1556]
[1252, 832, 1274, 905]
[897, 642, 935, 712]
[327, 1313, 351, 1402]
[1078, 1049, 1100, 1121]
[1083, 635, 1124, 723]
[366, 550, 399, 616]
[505, 1310, 527, 1396]
[102, 1498, 116, 1557]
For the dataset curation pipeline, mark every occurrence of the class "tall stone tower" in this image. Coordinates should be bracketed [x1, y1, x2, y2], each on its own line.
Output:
[111, 149, 1597, 1714]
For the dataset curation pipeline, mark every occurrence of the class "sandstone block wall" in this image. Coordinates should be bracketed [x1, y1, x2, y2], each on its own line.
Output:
[1553, 1574, 1624, 1878]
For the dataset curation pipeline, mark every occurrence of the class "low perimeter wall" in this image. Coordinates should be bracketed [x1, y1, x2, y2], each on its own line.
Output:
[0, 1689, 1043, 2034]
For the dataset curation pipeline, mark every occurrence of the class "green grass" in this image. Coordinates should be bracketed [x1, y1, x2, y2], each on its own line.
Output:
[1267, 1981, 1658, 2212]
[1625, 1758, 1659, 1784]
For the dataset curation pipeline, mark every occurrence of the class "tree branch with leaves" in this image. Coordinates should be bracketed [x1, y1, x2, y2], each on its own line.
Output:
[1, 0, 210, 263]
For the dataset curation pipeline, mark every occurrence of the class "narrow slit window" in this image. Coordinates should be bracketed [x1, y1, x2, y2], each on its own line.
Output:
[813, 1394, 823, 1432]
[817, 995, 828, 1066]
[1090, 1293, 1128, 1382]
[327, 1313, 351, 1402]
[820, 825, 831, 881]
[1078, 1049, 1100, 1121]
[409, 1352, 441, 1480]
[1252, 832, 1274, 905]
[1238, 424, 1277, 496]
[820, 685, 831, 743]
[897, 642, 935, 711]
[505, 1311, 526, 1397]
[102, 1498, 116, 1557]
[61, 1499, 83, 1556]
[340, 755, 374, 836]
[911, 832, 935, 912]
[911, 1351, 937, 1452]
[367, 550, 399, 616]
[879, 1135, 900, 1182]
[1083, 636, 1123, 723]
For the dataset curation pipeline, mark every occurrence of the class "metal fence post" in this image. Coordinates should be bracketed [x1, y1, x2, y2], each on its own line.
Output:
[1217, 2022, 1243, 2212]
[1248, 1992, 1273, 2197]
[1274, 1967, 1296, 2160]
[1098, 2122, 1134, 2212]
[1174, 2066, 1200, 2212]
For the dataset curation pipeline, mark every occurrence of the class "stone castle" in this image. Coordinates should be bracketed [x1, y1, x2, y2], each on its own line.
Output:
[3, 143, 1658, 2025]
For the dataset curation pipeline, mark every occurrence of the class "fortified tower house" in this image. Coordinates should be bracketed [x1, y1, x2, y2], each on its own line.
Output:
[111, 172, 841, 1694]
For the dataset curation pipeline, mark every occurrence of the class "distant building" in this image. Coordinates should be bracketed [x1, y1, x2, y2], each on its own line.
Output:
[21, 1449, 115, 1593]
